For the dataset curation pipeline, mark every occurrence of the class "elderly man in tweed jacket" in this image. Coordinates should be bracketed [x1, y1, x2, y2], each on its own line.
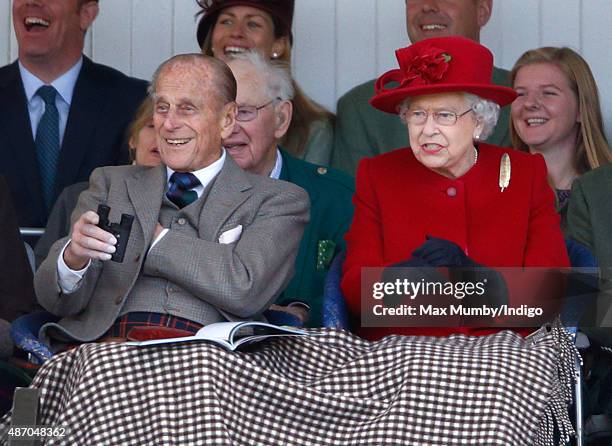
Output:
[35, 54, 309, 345]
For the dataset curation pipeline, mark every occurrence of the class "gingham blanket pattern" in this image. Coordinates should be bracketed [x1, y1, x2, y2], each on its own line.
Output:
[1, 326, 576, 445]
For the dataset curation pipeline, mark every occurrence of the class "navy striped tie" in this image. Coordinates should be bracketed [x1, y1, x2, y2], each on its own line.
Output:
[167, 172, 201, 208]
[35, 85, 60, 211]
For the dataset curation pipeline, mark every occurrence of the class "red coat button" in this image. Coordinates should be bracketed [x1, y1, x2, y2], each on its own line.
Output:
[446, 187, 457, 197]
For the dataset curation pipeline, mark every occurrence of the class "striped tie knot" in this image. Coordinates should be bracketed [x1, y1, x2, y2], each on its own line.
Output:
[167, 172, 201, 208]
[37, 85, 57, 104]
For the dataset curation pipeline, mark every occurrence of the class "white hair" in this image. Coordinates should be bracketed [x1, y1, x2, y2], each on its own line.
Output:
[464, 93, 500, 140]
[227, 51, 294, 101]
[397, 92, 500, 140]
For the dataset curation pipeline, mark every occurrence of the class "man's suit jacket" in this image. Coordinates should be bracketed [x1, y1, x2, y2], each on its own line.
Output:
[275, 149, 354, 326]
[331, 66, 512, 175]
[0, 176, 36, 322]
[0, 57, 148, 227]
[567, 163, 612, 345]
[34, 156, 309, 342]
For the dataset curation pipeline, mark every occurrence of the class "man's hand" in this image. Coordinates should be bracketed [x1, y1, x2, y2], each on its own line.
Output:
[63, 211, 117, 270]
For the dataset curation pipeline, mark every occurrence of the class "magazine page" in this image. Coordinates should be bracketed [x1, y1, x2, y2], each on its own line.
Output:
[231, 323, 309, 348]
[126, 321, 309, 351]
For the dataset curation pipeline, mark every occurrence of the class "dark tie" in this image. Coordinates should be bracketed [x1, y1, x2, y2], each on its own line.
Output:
[167, 172, 201, 208]
[35, 85, 60, 210]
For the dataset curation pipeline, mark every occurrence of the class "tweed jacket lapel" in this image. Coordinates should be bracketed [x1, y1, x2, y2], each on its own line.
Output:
[199, 155, 253, 241]
[126, 165, 166, 245]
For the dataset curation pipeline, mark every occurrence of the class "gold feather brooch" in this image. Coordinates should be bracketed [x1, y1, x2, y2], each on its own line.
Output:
[499, 153, 511, 192]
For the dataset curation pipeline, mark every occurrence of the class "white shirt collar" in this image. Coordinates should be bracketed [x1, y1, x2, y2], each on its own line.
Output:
[269, 148, 283, 179]
[165, 149, 226, 193]
[19, 57, 83, 105]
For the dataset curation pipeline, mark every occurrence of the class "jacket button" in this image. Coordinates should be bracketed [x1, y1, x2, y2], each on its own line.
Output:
[177, 218, 186, 225]
[115, 295, 123, 304]
[446, 187, 457, 197]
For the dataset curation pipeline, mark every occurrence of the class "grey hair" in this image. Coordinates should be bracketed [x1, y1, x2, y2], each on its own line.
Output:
[397, 93, 500, 140]
[226, 51, 295, 101]
[148, 53, 237, 104]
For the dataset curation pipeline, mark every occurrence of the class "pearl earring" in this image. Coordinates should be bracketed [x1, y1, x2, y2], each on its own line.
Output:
[272, 52, 279, 59]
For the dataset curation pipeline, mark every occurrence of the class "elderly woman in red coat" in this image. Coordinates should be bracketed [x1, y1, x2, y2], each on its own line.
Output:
[341, 36, 570, 341]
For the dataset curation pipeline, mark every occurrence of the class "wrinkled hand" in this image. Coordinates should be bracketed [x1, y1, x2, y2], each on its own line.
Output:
[412, 236, 473, 267]
[63, 210, 117, 270]
[268, 304, 309, 325]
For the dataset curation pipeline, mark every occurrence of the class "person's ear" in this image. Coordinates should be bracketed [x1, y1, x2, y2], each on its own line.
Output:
[79, 1, 99, 32]
[273, 100, 292, 139]
[271, 36, 289, 59]
[220, 102, 237, 139]
[477, 0, 493, 28]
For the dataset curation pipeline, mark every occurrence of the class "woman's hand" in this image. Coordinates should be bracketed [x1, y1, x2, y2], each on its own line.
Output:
[412, 236, 473, 267]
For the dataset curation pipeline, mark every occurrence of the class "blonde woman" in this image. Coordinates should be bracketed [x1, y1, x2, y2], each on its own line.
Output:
[510, 47, 612, 222]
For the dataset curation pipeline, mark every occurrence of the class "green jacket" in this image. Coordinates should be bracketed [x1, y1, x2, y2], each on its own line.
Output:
[331, 66, 512, 175]
[567, 163, 612, 345]
[301, 119, 334, 167]
[276, 149, 354, 326]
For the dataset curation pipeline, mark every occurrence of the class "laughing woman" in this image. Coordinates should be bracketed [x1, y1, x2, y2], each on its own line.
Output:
[341, 37, 570, 341]
[195, 0, 334, 166]
[510, 47, 612, 227]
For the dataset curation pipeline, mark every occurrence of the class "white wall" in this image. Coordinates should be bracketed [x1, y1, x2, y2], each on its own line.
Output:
[3, 0, 612, 138]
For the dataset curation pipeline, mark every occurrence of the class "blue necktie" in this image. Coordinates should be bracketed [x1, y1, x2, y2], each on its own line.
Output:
[35, 85, 60, 211]
[167, 172, 201, 208]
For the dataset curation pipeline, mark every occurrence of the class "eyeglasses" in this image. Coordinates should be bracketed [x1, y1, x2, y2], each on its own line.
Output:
[236, 99, 279, 122]
[403, 108, 473, 126]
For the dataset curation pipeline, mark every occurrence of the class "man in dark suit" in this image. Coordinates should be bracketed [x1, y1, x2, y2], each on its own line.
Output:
[0, 176, 36, 324]
[225, 52, 354, 327]
[0, 0, 148, 228]
[35, 54, 309, 345]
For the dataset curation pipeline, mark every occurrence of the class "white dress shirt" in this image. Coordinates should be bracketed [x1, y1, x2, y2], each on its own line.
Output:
[269, 148, 283, 180]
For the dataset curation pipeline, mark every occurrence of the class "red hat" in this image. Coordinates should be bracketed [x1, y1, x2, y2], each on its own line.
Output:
[196, 0, 294, 48]
[370, 36, 517, 114]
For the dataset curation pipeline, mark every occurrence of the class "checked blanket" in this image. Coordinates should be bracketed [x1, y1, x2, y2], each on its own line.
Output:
[1, 325, 576, 445]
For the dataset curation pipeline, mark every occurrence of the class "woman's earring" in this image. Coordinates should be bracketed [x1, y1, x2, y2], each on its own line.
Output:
[272, 52, 279, 59]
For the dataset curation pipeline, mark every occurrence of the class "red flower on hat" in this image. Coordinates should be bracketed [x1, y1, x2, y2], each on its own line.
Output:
[398, 45, 451, 87]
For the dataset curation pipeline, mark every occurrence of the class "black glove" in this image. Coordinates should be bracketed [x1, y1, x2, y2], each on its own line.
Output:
[412, 236, 476, 268]
[412, 236, 508, 312]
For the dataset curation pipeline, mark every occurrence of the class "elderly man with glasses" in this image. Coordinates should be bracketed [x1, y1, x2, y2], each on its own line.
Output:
[224, 52, 354, 327]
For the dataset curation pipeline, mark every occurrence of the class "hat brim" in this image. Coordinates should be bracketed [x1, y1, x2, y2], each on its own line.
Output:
[196, 1, 293, 48]
[370, 83, 517, 114]
[197, 14, 216, 48]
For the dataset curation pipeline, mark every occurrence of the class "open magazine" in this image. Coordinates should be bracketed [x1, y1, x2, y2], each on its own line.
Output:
[126, 321, 310, 351]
